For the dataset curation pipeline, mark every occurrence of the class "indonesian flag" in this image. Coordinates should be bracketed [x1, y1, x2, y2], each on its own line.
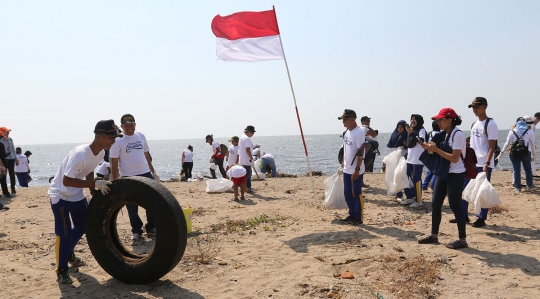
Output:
[211, 10, 284, 62]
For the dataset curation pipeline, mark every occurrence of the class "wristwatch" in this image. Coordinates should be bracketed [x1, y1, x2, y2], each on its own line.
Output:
[484, 161, 490, 166]
[355, 167, 360, 171]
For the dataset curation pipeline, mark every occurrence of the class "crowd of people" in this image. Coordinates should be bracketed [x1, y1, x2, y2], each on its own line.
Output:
[0, 127, 32, 204]
[338, 98, 538, 250]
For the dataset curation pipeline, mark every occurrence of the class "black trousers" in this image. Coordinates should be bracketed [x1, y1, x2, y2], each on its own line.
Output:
[210, 158, 227, 179]
[5, 159, 15, 191]
[431, 172, 466, 239]
[182, 162, 193, 179]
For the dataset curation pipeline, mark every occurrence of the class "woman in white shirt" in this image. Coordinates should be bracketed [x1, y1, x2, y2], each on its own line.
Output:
[182, 145, 194, 180]
[498, 117, 536, 192]
[419, 108, 468, 250]
[400, 114, 426, 207]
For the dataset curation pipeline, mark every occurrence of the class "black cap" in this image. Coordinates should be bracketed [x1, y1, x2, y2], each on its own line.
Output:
[535, 112, 540, 118]
[205, 134, 213, 141]
[360, 116, 371, 122]
[94, 120, 123, 138]
[468, 97, 488, 108]
[244, 125, 256, 133]
[338, 109, 357, 120]
[24, 150, 32, 156]
[120, 114, 135, 124]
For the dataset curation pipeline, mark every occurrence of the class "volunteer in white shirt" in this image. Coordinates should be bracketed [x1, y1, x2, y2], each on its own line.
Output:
[401, 114, 426, 207]
[226, 165, 247, 201]
[338, 109, 365, 225]
[181, 145, 194, 180]
[14, 147, 30, 187]
[226, 136, 239, 171]
[238, 126, 256, 193]
[419, 108, 468, 250]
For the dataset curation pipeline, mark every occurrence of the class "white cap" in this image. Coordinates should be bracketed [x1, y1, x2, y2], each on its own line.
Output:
[524, 115, 534, 124]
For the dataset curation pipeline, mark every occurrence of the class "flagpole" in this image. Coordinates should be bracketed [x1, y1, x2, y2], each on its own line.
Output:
[272, 6, 318, 204]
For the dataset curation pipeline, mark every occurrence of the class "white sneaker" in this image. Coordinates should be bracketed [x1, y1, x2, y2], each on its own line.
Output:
[395, 197, 404, 203]
[513, 188, 521, 194]
[132, 233, 141, 240]
[410, 202, 423, 208]
[400, 198, 415, 205]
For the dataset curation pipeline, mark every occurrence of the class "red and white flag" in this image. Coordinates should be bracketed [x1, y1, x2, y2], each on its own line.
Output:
[211, 10, 284, 62]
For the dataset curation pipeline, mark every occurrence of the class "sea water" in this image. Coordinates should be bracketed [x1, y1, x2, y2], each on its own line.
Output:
[18, 129, 539, 187]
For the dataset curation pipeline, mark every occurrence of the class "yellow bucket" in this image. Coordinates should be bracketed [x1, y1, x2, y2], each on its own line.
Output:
[183, 207, 193, 234]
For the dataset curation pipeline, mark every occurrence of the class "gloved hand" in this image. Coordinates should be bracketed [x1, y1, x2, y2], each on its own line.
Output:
[337, 166, 343, 175]
[152, 171, 160, 181]
[209, 158, 215, 163]
[95, 180, 112, 195]
[496, 152, 504, 161]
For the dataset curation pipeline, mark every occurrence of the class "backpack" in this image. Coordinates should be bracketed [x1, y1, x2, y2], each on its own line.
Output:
[452, 130, 478, 179]
[471, 118, 501, 164]
[338, 130, 347, 165]
[510, 129, 529, 159]
[220, 144, 229, 156]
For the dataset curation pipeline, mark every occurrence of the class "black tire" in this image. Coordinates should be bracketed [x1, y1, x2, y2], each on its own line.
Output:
[86, 176, 187, 284]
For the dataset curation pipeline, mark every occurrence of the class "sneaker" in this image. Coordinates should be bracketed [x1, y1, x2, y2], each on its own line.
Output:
[147, 228, 156, 236]
[132, 233, 141, 240]
[340, 216, 354, 223]
[409, 202, 423, 208]
[247, 189, 254, 194]
[528, 185, 537, 191]
[472, 218, 486, 228]
[400, 198, 415, 205]
[2, 193, 11, 198]
[68, 253, 86, 267]
[395, 197, 403, 203]
[57, 269, 73, 284]
[11, 189, 16, 195]
[513, 188, 521, 194]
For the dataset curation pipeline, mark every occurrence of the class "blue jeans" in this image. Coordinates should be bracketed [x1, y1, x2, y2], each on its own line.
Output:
[242, 165, 252, 190]
[509, 152, 533, 190]
[404, 164, 423, 203]
[343, 172, 364, 221]
[125, 172, 155, 234]
[51, 198, 88, 272]
[421, 170, 437, 190]
[16, 172, 29, 187]
[260, 158, 277, 178]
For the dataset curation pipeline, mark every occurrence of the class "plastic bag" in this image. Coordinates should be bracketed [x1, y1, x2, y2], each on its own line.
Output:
[205, 178, 233, 193]
[323, 172, 347, 209]
[382, 148, 403, 195]
[462, 172, 502, 214]
[209, 163, 217, 170]
[252, 159, 266, 180]
[393, 157, 410, 191]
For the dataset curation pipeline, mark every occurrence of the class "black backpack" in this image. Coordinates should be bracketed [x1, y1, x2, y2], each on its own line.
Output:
[471, 118, 501, 164]
[510, 129, 529, 159]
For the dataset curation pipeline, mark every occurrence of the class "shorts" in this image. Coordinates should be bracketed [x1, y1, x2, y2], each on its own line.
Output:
[231, 175, 247, 186]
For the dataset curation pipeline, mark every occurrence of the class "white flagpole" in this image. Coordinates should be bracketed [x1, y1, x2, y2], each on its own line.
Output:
[273, 6, 318, 204]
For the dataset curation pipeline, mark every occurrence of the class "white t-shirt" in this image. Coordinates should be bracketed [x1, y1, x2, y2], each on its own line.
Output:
[252, 148, 260, 158]
[361, 125, 378, 142]
[470, 119, 498, 168]
[226, 165, 247, 178]
[183, 149, 193, 163]
[406, 128, 427, 165]
[96, 161, 110, 176]
[261, 153, 275, 162]
[227, 145, 239, 167]
[109, 132, 150, 176]
[14, 154, 29, 172]
[48, 144, 105, 204]
[238, 134, 253, 166]
[447, 128, 466, 174]
[343, 126, 366, 175]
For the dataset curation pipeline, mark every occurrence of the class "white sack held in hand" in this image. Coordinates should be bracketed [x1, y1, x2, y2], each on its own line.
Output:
[462, 172, 502, 215]
[382, 148, 403, 196]
[323, 171, 347, 209]
[95, 180, 112, 195]
[205, 178, 233, 193]
[209, 163, 217, 170]
[393, 157, 410, 191]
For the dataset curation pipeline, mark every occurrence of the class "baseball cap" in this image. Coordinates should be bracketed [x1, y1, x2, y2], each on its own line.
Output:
[524, 115, 534, 124]
[0, 127, 11, 134]
[337, 109, 357, 120]
[432, 108, 458, 120]
[468, 97, 488, 108]
[244, 125, 256, 133]
[253, 144, 261, 148]
[94, 120, 123, 138]
[205, 134, 213, 141]
[120, 114, 135, 124]
[360, 116, 371, 122]
[229, 136, 239, 142]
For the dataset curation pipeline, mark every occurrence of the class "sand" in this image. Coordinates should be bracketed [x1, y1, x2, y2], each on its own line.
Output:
[1, 170, 540, 298]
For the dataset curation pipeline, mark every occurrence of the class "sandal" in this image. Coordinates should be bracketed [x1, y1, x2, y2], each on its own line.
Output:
[231, 198, 239, 202]
[240, 197, 246, 200]
[446, 240, 468, 249]
[418, 235, 439, 244]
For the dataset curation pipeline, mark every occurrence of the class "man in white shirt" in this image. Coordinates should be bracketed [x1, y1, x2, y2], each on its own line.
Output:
[226, 136, 239, 172]
[181, 145, 194, 181]
[14, 147, 30, 187]
[339, 109, 366, 225]
[110, 114, 160, 240]
[468, 97, 498, 228]
[238, 126, 255, 193]
[49, 119, 120, 284]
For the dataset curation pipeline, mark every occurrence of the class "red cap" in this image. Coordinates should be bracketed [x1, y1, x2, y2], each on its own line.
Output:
[432, 108, 458, 120]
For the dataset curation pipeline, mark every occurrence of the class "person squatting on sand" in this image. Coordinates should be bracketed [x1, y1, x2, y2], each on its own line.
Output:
[226, 164, 247, 201]
[400, 114, 426, 207]
[206, 134, 227, 179]
[468, 97, 498, 228]
[418, 108, 468, 249]
[48, 120, 121, 284]
[239, 126, 256, 193]
[338, 109, 366, 225]
[110, 114, 160, 241]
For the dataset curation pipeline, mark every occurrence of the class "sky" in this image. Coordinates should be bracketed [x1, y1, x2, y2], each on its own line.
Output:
[1, 0, 539, 145]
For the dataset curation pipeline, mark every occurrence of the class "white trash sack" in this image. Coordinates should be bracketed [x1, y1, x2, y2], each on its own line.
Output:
[252, 159, 266, 180]
[393, 156, 411, 191]
[382, 148, 404, 196]
[462, 172, 502, 215]
[209, 163, 217, 170]
[205, 178, 233, 193]
[323, 171, 348, 209]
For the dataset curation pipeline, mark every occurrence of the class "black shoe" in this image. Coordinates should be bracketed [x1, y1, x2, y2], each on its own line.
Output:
[340, 216, 354, 223]
[472, 218, 486, 228]
[56, 269, 73, 284]
[2, 193, 11, 198]
[11, 189, 16, 195]
[449, 217, 470, 224]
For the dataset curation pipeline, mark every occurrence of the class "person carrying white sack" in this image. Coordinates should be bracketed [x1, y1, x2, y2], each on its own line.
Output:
[226, 165, 247, 202]
[497, 117, 536, 193]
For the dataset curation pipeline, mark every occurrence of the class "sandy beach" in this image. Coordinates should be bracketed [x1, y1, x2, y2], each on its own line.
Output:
[1, 170, 539, 298]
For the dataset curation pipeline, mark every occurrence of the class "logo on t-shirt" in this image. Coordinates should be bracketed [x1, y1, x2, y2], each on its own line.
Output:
[126, 141, 144, 153]
[471, 127, 485, 138]
[344, 136, 354, 146]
